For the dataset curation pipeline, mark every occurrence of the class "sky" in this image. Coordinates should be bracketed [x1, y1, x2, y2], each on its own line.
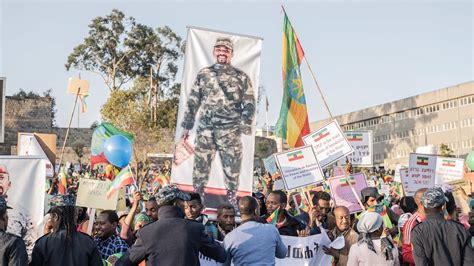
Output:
[0, 0, 472, 129]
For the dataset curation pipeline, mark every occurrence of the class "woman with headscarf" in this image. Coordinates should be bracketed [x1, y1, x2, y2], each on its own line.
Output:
[347, 212, 400, 266]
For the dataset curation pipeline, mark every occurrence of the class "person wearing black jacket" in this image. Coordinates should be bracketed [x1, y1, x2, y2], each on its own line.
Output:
[119, 185, 226, 265]
[411, 187, 474, 266]
[0, 197, 28, 266]
[30, 195, 102, 266]
[263, 190, 306, 236]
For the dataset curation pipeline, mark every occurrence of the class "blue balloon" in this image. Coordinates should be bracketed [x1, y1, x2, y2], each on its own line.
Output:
[103, 135, 132, 168]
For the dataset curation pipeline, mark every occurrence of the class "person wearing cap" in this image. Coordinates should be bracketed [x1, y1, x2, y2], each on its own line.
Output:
[411, 187, 473, 265]
[30, 194, 102, 266]
[119, 185, 226, 265]
[0, 197, 28, 266]
[347, 212, 399, 266]
[356, 187, 399, 236]
[180, 36, 256, 209]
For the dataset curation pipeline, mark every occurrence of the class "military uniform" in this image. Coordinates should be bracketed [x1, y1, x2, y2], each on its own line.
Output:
[182, 38, 255, 206]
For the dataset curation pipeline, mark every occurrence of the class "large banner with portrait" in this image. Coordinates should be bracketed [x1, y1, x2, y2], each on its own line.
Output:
[0, 156, 46, 255]
[171, 27, 262, 211]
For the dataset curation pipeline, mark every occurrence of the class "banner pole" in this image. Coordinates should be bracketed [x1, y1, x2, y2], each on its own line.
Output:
[346, 176, 366, 211]
[57, 87, 81, 174]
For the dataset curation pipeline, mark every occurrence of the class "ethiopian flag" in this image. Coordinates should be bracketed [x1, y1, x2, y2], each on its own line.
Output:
[275, 12, 310, 148]
[416, 156, 429, 166]
[266, 209, 279, 225]
[107, 167, 134, 199]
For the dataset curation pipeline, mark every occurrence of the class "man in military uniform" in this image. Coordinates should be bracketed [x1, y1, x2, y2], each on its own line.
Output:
[181, 37, 256, 208]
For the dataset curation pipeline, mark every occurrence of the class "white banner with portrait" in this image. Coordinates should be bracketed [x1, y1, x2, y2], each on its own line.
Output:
[0, 156, 46, 255]
[171, 27, 262, 210]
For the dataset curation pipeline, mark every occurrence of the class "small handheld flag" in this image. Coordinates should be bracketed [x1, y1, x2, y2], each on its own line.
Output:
[266, 209, 279, 225]
[106, 167, 134, 199]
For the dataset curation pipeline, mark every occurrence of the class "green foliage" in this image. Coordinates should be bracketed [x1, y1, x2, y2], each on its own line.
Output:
[72, 141, 85, 162]
[100, 78, 179, 160]
[439, 143, 454, 157]
[65, 9, 183, 94]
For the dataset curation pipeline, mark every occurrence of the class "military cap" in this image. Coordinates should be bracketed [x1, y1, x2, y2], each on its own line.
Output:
[421, 187, 448, 209]
[0, 197, 12, 211]
[214, 37, 233, 50]
[155, 185, 191, 206]
[49, 194, 76, 207]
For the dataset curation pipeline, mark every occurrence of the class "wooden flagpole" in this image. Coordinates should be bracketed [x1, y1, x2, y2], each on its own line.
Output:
[57, 87, 81, 175]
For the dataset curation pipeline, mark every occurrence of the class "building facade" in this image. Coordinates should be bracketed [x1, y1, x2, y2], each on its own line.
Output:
[310, 81, 474, 169]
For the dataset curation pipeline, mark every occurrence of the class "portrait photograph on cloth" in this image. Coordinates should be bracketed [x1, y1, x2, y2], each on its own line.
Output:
[171, 27, 263, 211]
[0, 156, 46, 256]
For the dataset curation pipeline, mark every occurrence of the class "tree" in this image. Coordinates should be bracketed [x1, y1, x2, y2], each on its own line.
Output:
[126, 24, 182, 122]
[65, 9, 183, 97]
[439, 143, 454, 157]
[65, 9, 137, 91]
[72, 140, 85, 163]
[100, 78, 178, 162]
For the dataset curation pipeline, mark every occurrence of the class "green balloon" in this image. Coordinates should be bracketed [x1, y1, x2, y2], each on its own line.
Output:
[467, 151, 474, 171]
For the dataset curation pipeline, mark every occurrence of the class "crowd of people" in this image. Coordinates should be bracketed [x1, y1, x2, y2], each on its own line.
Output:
[1, 163, 474, 265]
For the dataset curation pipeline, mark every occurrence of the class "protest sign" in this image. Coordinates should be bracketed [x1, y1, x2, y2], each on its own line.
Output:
[404, 153, 437, 196]
[340, 131, 373, 167]
[76, 179, 120, 210]
[435, 157, 464, 184]
[171, 26, 262, 210]
[447, 179, 471, 215]
[276, 230, 339, 266]
[275, 145, 324, 190]
[0, 156, 46, 255]
[366, 179, 376, 187]
[379, 184, 390, 197]
[17, 133, 55, 177]
[303, 120, 353, 168]
[328, 173, 368, 213]
[394, 164, 407, 183]
[263, 154, 279, 175]
[273, 179, 285, 191]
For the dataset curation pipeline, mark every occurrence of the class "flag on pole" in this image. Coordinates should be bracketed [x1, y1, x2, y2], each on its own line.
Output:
[154, 172, 171, 187]
[90, 123, 134, 168]
[265, 96, 269, 112]
[79, 93, 89, 113]
[107, 167, 134, 199]
[266, 209, 279, 225]
[58, 168, 67, 195]
[275, 11, 310, 148]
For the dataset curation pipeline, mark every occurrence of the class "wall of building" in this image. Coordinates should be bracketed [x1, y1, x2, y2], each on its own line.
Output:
[310, 81, 474, 169]
[0, 96, 92, 163]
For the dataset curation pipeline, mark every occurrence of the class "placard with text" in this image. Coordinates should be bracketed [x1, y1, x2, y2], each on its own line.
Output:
[303, 120, 354, 168]
[275, 145, 324, 190]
